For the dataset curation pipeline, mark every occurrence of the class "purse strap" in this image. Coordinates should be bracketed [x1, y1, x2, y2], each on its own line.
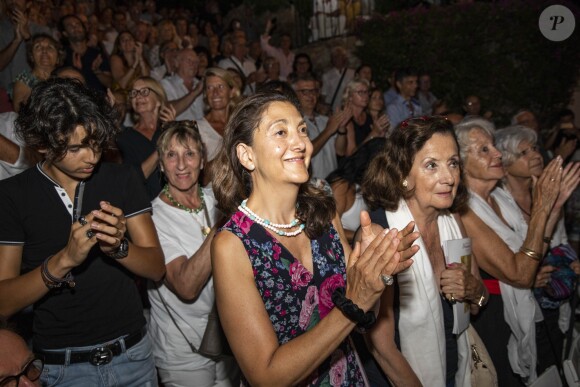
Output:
[155, 286, 200, 354]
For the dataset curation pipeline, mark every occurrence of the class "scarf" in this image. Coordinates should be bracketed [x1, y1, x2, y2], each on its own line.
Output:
[386, 199, 470, 386]
[469, 188, 540, 383]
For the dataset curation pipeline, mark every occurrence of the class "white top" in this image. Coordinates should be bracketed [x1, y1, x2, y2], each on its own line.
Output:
[148, 186, 220, 370]
[321, 67, 354, 111]
[0, 112, 30, 180]
[305, 115, 337, 180]
[217, 56, 257, 95]
[340, 188, 367, 232]
[196, 117, 223, 162]
[160, 74, 204, 121]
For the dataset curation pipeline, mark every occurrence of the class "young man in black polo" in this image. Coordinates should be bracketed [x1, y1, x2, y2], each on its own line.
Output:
[0, 78, 165, 386]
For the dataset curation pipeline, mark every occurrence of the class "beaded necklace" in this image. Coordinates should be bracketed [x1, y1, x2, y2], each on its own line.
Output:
[163, 184, 211, 237]
[238, 199, 305, 237]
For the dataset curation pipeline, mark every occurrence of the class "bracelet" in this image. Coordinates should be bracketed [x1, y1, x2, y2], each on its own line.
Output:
[40, 256, 75, 289]
[337, 130, 347, 135]
[519, 247, 542, 262]
[543, 236, 552, 244]
[332, 287, 376, 331]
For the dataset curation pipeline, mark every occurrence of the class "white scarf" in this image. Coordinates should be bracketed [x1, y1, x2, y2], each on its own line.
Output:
[386, 200, 470, 386]
[469, 188, 539, 383]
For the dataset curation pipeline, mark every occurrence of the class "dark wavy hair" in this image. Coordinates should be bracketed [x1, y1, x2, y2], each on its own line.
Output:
[212, 92, 336, 238]
[326, 137, 387, 185]
[362, 116, 468, 213]
[16, 78, 120, 161]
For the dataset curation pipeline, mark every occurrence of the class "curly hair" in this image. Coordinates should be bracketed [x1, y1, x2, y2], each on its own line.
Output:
[212, 92, 336, 238]
[16, 77, 120, 161]
[362, 116, 469, 214]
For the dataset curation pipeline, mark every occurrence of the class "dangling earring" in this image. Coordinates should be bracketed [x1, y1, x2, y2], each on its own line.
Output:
[402, 179, 408, 188]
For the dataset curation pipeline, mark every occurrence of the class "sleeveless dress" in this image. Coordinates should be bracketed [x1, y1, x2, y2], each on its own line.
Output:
[220, 210, 366, 386]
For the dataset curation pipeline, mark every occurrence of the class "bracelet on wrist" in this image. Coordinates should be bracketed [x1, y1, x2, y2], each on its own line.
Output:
[332, 287, 376, 331]
[337, 130, 347, 135]
[520, 246, 542, 261]
[41, 256, 75, 289]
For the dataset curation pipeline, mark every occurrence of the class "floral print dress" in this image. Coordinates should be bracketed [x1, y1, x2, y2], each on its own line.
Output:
[220, 211, 366, 387]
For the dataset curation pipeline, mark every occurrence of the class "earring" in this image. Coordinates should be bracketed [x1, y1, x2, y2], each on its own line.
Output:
[402, 179, 408, 188]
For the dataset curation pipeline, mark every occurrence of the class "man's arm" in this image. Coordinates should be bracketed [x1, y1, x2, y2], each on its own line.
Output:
[167, 81, 204, 116]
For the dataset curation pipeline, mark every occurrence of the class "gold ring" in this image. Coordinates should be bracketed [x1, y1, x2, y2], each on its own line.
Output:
[450, 294, 456, 303]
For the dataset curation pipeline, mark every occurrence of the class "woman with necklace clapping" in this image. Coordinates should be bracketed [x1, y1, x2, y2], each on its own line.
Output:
[211, 92, 418, 386]
[147, 121, 239, 387]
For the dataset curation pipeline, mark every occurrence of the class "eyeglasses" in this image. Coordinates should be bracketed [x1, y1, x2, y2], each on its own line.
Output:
[128, 87, 158, 99]
[519, 145, 539, 158]
[296, 88, 319, 96]
[0, 357, 44, 387]
[353, 90, 369, 96]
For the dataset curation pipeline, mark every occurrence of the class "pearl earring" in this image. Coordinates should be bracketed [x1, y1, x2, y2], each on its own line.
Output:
[402, 179, 408, 188]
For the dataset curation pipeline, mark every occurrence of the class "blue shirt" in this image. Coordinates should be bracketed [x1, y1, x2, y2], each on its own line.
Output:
[386, 94, 423, 129]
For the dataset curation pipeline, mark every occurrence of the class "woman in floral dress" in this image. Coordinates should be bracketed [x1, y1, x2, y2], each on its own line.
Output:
[211, 92, 418, 386]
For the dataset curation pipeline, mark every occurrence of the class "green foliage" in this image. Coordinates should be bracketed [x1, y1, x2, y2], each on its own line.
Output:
[357, 0, 580, 125]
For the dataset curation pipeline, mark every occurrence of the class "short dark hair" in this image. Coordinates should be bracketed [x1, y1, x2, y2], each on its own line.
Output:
[58, 14, 86, 35]
[212, 92, 336, 238]
[255, 81, 299, 107]
[362, 116, 468, 213]
[394, 67, 418, 84]
[16, 78, 120, 161]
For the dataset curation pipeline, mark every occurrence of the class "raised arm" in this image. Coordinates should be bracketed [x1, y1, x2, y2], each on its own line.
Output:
[463, 157, 563, 287]
[212, 223, 401, 386]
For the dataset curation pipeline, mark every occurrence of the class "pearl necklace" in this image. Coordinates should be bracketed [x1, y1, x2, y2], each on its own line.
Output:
[238, 199, 305, 237]
[163, 184, 211, 237]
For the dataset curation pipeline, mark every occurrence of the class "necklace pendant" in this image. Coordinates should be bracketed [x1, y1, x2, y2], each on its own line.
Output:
[202, 226, 211, 237]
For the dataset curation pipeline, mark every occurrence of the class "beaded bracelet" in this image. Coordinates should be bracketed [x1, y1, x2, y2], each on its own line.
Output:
[40, 256, 75, 289]
[519, 247, 542, 262]
[332, 287, 376, 331]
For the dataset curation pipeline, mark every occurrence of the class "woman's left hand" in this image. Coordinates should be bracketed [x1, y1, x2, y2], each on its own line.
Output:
[554, 161, 580, 211]
[534, 265, 555, 288]
[90, 201, 128, 255]
[440, 263, 480, 302]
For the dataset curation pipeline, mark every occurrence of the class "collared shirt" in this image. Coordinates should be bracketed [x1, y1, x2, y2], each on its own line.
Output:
[386, 94, 423, 130]
[305, 114, 337, 180]
[160, 74, 204, 121]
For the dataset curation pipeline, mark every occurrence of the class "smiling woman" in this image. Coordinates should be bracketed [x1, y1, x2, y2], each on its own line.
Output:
[210, 92, 417, 386]
[147, 121, 240, 386]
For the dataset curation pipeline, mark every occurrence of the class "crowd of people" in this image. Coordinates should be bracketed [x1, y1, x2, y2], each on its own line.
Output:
[1, 1, 580, 387]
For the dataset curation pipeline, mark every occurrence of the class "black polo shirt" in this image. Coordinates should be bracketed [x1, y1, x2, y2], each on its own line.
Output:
[0, 162, 150, 349]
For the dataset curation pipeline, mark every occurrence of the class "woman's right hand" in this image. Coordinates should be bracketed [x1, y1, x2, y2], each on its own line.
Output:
[532, 156, 563, 215]
[159, 104, 176, 123]
[346, 226, 401, 312]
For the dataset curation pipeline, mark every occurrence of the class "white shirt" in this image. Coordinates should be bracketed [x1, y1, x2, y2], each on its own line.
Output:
[217, 56, 257, 95]
[160, 74, 204, 121]
[196, 117, 223, 162]
[306, 115, 337, 180]
[0, 112, 29, 180]
[148, 187, 220, 370]
[321, 67, 354, 111]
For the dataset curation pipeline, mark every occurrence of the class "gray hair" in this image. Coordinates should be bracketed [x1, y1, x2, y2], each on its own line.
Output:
[454, 117, 496, 161]
[494, 125, 537, 168]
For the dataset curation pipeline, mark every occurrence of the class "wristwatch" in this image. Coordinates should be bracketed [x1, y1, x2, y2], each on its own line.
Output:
[107, 238, 129, 260]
